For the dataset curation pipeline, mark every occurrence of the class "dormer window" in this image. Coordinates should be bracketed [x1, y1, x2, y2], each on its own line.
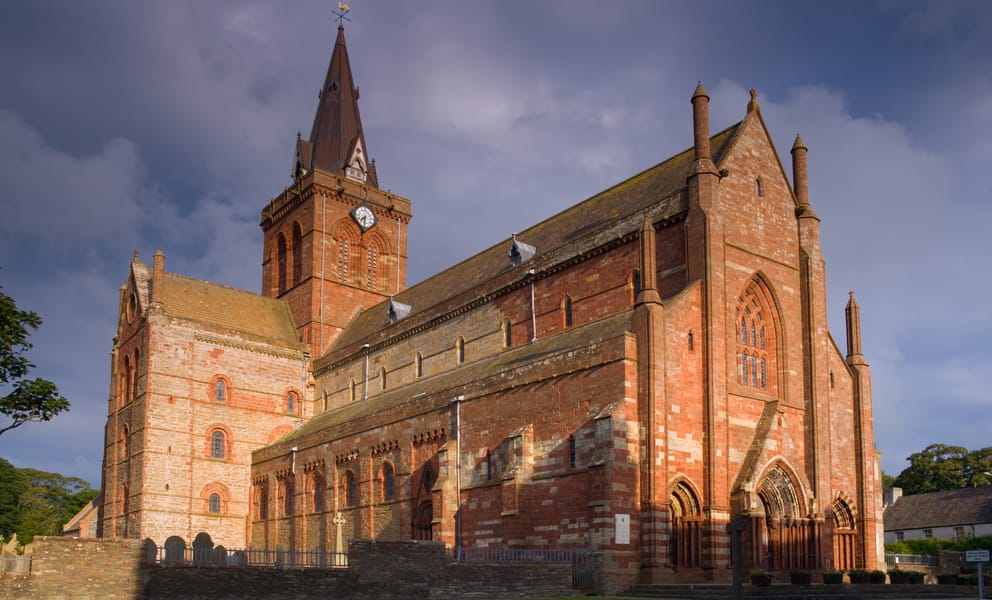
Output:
[345, 140, 368, 182]
[509, 234, 536, 267]
[346, 157, 367, 182]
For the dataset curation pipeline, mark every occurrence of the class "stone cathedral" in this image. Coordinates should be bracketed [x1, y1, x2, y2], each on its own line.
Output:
[99, 23, 883, 589]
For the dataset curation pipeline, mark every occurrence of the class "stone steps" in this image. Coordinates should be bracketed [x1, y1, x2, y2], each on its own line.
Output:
[619, 583, 980, 599]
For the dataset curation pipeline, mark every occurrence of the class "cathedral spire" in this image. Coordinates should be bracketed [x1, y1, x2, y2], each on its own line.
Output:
[306, 24, 378, 187]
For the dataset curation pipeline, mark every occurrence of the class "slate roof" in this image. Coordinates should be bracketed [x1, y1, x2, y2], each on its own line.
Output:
[884, 487, 992, 530]
[318, 123, 741, 368]
[156, 272, 302, 348]
[307, 25, 378, 187]
[260, 310, 633, 458]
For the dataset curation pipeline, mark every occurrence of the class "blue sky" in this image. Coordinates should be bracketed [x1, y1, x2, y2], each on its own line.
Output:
[1, 1, 989, 490]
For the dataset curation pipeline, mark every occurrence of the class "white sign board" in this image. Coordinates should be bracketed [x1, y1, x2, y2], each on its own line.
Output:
[966, 549, 989, 562]
[615, 514, 630, 545]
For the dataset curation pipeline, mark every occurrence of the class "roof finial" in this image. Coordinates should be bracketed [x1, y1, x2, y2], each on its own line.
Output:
[333, 2, 351, 28]
[747, 88, 759, 113]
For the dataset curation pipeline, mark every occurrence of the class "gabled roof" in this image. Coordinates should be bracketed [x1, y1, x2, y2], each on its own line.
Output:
[884, 487, 992, 531]
[155, 272, 302, 348]
[307, 25, 378, 187]
[318, 123, 739, 365]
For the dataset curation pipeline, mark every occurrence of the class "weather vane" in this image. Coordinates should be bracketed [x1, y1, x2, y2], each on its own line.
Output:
[333, 2, 351, 26]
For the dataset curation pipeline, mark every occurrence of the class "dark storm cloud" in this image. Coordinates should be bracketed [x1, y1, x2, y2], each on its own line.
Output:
[0, 0, 990, 489]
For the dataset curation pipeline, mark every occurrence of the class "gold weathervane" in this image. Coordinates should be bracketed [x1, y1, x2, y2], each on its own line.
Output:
[333, 2, 351, 26]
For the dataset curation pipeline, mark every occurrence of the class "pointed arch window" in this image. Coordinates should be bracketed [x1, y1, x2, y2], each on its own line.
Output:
[350, 379, 357, 402]
[630, 270, 641, 306]
[366, 244, 379, 290]
[338, 238, 350, 283]
[282, 478, 295, 517]
[123, 355, 132, 405]
[343, 471, 358, 507]
[380, 366, 387, 391]
[562, 296, 574, 328]
[735, 281, 776, 393]
[415, 353, 423, 378]
[286, 391, 297, 415]
[381, 462, 395, 501]
[292, 223, 303, 286]
[501, 319, 512, 348]
[455, 337, 465, 365]
[312, 472, 326, 513]
[277, 233, 288, 294]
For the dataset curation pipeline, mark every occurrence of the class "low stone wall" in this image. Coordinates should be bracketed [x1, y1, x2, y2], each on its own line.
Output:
[0, 537, 573, 599]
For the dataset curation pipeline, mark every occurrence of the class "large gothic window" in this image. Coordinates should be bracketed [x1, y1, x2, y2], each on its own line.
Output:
[292, 222, 303, 286]
[735, 279, 777, 393]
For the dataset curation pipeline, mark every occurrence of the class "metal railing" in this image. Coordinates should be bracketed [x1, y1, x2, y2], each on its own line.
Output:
[450, 547, 596, 589]
[885, 553, 937, 568]
[149, 546, 347, 568]
[1, 555, 31, 575]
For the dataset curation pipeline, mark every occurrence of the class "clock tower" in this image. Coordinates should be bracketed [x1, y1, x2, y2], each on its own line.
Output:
[260, 24, 411, 358]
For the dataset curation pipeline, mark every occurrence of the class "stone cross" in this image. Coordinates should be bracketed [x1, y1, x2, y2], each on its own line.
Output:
[332, 511, 346, 557]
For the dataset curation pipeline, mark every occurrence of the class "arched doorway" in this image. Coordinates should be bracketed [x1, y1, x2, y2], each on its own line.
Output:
[413, 501, 433, 541]
[755, 464, 814, 570]
[670, 480, 702, 569]
[411, 460, 437, 541]
[831, 496, 856, 570]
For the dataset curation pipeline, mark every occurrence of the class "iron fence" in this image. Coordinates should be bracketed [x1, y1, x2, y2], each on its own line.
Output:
[450, 547, 596, 589]
[1, 555, 31, 575]
[148, 545, 347, 568]
[885, 553, 937, 568]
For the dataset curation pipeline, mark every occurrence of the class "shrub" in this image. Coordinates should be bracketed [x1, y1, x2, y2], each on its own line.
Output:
[822, 570, 843, 584]
[789, 570, 812, 585]
[869, 570, 887, 584]
[847, 569, 870, 584]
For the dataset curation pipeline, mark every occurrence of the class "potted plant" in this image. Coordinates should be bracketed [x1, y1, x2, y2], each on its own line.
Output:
[888, 569, 911, 584]
[789, 570, 812, 585]
[822, 570, 843, 584]
[869, 569, 886, 584]
[750, 568, 773, 586]
[847, 569, 869, 584]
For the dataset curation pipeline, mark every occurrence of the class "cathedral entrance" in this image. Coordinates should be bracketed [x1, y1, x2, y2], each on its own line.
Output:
[413, 501, 433, 541]
[752, 464, 814, 570]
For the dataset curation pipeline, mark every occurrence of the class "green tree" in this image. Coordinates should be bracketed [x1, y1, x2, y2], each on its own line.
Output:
[0, 458, 27, 536]
[893, 443, 992, 494]
[881, 470, 896, 490]
[0, 281, 70, 436]
[15, 469, 97, 543]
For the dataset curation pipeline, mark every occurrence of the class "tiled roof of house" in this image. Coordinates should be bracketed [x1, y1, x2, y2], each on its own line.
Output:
[158, 272, 302, 348]
[318, 123, 740, 367]
[884, 486, 992, 530]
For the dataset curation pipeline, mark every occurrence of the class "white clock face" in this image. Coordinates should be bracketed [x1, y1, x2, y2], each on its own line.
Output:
[354, 206, 375, 230]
